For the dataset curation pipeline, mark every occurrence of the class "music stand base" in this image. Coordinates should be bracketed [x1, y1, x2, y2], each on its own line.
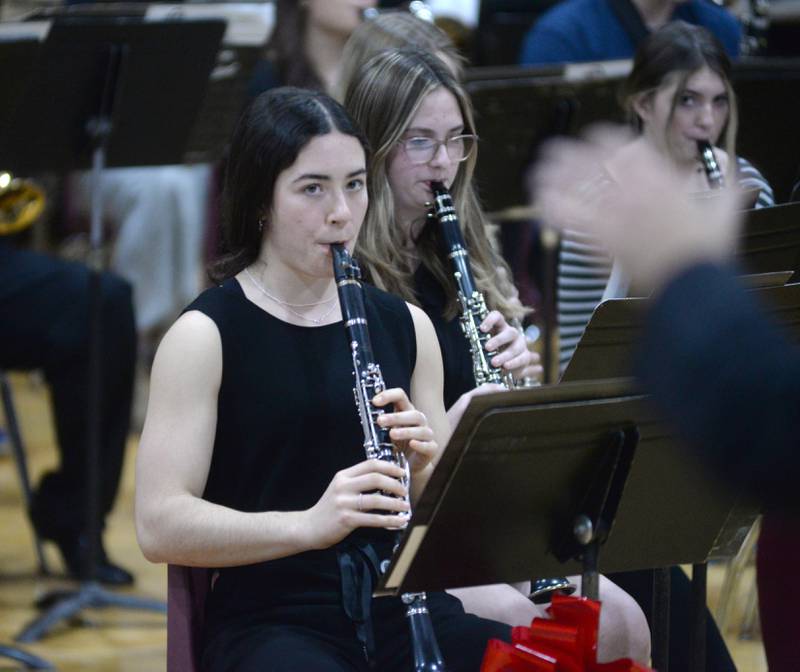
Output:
[0, 644, 53, 670]
[14, 582, 166, 644]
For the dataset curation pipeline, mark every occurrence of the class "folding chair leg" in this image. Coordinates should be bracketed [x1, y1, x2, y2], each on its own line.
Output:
[0, 373, 50, 574]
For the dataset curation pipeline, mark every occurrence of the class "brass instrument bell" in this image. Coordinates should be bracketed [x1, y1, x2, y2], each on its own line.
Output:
[0, 171, 46, 235]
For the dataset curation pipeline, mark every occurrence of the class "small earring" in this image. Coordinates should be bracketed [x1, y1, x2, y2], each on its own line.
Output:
[258, 216, 265, 233]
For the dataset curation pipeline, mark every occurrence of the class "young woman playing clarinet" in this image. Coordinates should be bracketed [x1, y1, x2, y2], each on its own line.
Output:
[547, 22, 770, 672]
[557, 20, 774, 370]
[344, 46, 651, 664]
[135, 86, 510, 671]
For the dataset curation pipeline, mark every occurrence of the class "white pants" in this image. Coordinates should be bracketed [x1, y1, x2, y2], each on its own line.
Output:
[71, 164, 211, 332]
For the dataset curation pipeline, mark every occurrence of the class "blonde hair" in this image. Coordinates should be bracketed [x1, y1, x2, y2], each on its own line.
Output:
[345, 48, 526, 322]
[337, 11, 464, 101]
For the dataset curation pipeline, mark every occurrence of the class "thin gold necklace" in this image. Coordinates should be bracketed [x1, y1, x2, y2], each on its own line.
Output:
[244, 268, 338, 325]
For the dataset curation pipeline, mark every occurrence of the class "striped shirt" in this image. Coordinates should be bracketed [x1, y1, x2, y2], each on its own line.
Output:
[736, 156, 775, 209]
[557, 156, 774, 373]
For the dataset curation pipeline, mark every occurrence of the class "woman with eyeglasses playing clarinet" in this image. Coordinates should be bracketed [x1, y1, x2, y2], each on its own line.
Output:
[344, 46, 652, 664]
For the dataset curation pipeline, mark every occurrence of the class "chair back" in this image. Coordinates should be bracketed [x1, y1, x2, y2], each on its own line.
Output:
[167, 565, 210, 672]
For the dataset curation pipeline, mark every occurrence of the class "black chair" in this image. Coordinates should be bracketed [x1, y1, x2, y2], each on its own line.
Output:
[472, 0, 561, 66]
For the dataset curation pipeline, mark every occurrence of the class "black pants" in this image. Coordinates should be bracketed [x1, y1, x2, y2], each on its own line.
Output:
[0, 241, 136, 537]
[608, 567, 736, 672]
[202, 591, 511, 672]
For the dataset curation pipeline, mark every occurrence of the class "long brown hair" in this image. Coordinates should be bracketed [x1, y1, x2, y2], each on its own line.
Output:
[209, 87, 368, 283]
[621, 21, 737, 160]
[345, 48, 525, 321]
[262, 0, 324, 90]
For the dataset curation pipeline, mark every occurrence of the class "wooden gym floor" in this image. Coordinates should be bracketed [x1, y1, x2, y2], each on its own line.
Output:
[0, 373, 767, 671]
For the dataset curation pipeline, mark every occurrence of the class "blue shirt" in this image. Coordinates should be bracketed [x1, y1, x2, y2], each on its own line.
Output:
[519, 0, 741, 65]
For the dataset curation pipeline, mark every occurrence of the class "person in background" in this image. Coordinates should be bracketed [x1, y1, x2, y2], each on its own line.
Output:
[1, 240, 136, 585]
[249, 0, 378, 98]
[69, 164, 211, 349]
[557, 21, 773, 371]
[519, 0, 741, 66]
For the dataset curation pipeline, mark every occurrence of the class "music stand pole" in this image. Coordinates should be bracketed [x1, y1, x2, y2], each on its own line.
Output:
[651, 568, 671, 672]
[690, 563, 707, 672]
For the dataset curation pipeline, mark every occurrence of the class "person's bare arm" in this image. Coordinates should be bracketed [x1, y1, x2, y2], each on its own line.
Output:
[404, 303, 450, 502]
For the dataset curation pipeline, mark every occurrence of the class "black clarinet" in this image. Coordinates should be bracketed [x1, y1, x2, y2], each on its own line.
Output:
[697, 140, 725, 190]
[332, 243, 446, 672]
[428, 181, 512, 388]
[427, 182, 575, 604]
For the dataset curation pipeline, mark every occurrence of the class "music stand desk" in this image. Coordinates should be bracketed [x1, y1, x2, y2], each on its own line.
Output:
[560, 279, 800, 383]
[0, 17, 224, 173]
[0, 37, 40, 140]
[378, 379, 752, 596]
[738, 201, 800, 277]
[465, 72, 626, 214]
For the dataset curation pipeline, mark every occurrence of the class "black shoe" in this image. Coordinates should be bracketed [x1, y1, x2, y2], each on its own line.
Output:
[52, 533, 135, 587]
[28, 492, 135, 586]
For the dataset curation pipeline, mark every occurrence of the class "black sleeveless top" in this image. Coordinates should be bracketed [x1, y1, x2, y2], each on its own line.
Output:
[413, 264, 474, 410]
[187, 278, 416, 634]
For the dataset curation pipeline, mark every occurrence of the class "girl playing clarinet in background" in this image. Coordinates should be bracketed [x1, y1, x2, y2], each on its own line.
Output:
[557, 20, 774, 370]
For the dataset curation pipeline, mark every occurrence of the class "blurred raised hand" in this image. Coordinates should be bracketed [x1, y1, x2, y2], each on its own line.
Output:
[533, 125, 743, 293]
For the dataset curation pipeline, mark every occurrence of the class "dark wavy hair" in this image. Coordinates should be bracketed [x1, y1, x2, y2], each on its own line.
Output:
[209, 87, 369, 283]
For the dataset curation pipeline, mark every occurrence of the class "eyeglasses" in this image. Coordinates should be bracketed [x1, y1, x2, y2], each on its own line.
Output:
[398, 134, 478, 165]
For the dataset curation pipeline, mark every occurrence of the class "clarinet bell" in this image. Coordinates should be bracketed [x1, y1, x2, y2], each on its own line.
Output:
[529, 576, 577, 604]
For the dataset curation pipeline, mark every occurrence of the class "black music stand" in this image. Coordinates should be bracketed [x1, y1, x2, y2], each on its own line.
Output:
[556, 278, 800, 670]
[376, 379, 758, 671]
[0, 17, 225, 644]
[0, 36, 54, 672]
[733, 59, 800, 201]
[1, 18, 224, 172]
[464, 66, 627, 385]
[20, 1, 266, 165]
[560, 277, 800, 384]
[738, 201, 800, 277]
[465, 66, 626, 215]
[0, 37, 40, 141]
[142, 3, 268, 164]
